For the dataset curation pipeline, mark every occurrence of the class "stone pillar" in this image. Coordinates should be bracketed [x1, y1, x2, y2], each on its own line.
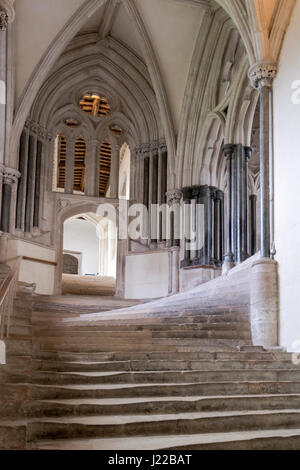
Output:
[169, 246, 180, 295]
[24, 134, 37, 233]
[166, 189, 182, 248]
[0, 166, 19, 234]
[182, 188, 191, 268]
[242, 147, 251, 260]
[250, 194, 257, 256]
[33, 140, 42, 228]
[250, 258, 278, 348]
[85, 139, 98, 197]
[223, 145, 234, 273]
[0, 2, 15, 166]
[15, 130, 28, 230]
[249, 62, 277, 259]
[65, 137, 76, 195]
[110, 143, 120, 200]
[151, 148, 158, 243]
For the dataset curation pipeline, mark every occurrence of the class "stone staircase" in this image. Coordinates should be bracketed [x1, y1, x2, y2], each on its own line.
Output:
[2, 283, 300, 450]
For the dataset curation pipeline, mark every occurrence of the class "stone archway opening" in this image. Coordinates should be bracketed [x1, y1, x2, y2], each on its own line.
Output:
[61, 212, 117, 296]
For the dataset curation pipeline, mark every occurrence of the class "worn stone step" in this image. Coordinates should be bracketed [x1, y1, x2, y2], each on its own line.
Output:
[25, 409, 300, 441]
[22, 394, 300, 419]
[30, 369, 300, 386]
[6, 338, 32, 356]
[32, 359, 299, 373]
[36, 338, 251, 352]
[28, 380, 300, 401]
[33, 322, 250, 334]
[30, 429, 300, 450]
[34, 350, 292, 363]
[9, 324, 33, 337]
[0, 423, 27, 449]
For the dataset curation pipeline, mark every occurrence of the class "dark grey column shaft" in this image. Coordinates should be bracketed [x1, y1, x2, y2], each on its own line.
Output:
[243, 147, 252, 259]
[207, 188, 213, 265]
[24, 135, 36, 233]
[260, 84, 271, 258]
[151, 152, 158, 242]
[214, 198, 221, 265]
[16, 131, 27, 229]
[250, 194, 257, 255]
[231, 148, 238, 260]
[33, 140, 42, 228]
[236, 145, 244, 264]
[1, 182, 12, 233]
[223, 145, 234, 264]
[143, 155, 150, 239]
[183, 191, 191, 267]
[161, 151, 167, 204]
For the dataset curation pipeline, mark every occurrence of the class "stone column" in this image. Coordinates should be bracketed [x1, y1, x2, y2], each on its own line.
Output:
[166, 189, 182, 248]
[242, 147, 252, 260]
[0, 166, 19, 234]
[110, 143, 120, 200]
[250, 194, 257, 255]
[24, 134, 37, 233]
[223, 145, 235, 272]
[33, 140, 42, 228]
[85, 138, 98, 197]
[15, 130, 28, 230]
[181, 187, 191, 268]
[65, 137, 76, 195]
[151, 148, 158, 244]
[0, 1, 15, 167]
[249, 62, 277, 259]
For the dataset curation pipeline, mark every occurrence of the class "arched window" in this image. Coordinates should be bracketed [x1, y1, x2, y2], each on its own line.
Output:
[99, 140, 112, 197]
[74, 138, 86, 193]
[79, 93, 111, 118]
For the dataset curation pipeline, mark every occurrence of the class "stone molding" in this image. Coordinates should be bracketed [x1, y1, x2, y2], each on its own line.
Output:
[248, 62, 278, 89]
[25, 120, 53, 142]
[137, 141, 167, 156]
[0, 164, 20, 184]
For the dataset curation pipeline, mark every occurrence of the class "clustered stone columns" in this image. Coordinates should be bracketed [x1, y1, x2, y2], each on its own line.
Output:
[15, 121, 51, 235]
[248, 62, 279, 348]
[181, 185, 224, 268]
[166, 188, 182, 248]
[0, 1, 15, 167]
[223, 144, 252, 268]
[249, 62, 277, 259]
[0, 165, 19, 234]
[138, 142, 168, 245]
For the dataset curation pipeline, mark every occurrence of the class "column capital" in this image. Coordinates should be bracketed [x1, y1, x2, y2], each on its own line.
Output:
[223, 144, 235, 159]
[0, 1, 15, 30]
[166, 189, 182, 206]
[248, 62, 278, 90]
[244, 146, 253, 160]
[0, 164, 20, 184]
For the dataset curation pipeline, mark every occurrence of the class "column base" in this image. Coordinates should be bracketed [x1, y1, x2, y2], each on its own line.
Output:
[250, 257, 279, 348]
[222, 252, 235, 274]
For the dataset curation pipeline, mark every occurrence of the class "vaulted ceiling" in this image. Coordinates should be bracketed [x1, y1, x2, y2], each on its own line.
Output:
[11, 0, 295, 177]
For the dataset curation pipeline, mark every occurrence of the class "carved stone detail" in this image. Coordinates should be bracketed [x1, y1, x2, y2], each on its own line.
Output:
[166, 189, 182, 206]
[0, 10, 8, 30]
[0, 1, 15, 30]
[0, 164, 20, 184]
[25, 120, 54, 142]
[248, 62, 278, 89]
